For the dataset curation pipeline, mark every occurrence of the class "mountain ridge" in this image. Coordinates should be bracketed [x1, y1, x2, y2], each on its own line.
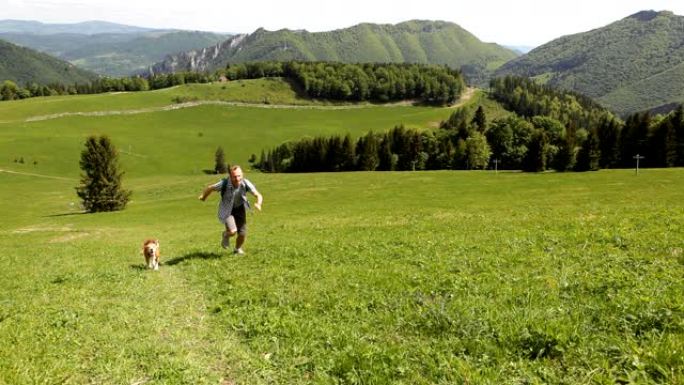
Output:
[0, 19, 158, 35]
[146, 20, 518, 84]
[493, 9, 684, 115]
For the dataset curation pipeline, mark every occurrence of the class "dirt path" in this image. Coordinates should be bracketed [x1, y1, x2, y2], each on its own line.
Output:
[450, 87, 477, 108]
[23, 101, 378, 122]
[23, 89, 479, 123]
[0, 168, 75, 181]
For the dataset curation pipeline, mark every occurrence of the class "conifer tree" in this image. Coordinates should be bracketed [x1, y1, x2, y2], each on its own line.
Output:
[76, 135, 131, 213]
[673, 105, 684, 166]
[357, 132, 380, 171]
[341, 134, 356, 171]
[575, 128, 600, 171]
[378, 136, 395, 171]
[523, 130, 548, 172]
[472, 106, 487, 132]
[214, 146, 228, 174]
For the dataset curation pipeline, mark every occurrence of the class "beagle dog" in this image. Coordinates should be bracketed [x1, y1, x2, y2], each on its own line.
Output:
[142, 239, 160, 270]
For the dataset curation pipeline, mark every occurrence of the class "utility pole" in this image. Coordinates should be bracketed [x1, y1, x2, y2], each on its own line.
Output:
[633, 154, 645, 175]
[492, 158, 500, 174]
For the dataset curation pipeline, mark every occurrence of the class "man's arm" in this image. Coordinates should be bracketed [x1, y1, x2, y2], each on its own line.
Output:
[252, 190, 263, 211]
[198, 185, 215, 201]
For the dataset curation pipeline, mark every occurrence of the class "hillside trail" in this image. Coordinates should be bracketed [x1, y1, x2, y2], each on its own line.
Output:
[0, 168, 75, 180]
[23, 100, 386, 122]
[451, 87, 476, 108]
[23, 87, 478, 122]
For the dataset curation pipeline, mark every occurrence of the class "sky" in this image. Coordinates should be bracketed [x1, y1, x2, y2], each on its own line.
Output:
[2, 0, 684, 47]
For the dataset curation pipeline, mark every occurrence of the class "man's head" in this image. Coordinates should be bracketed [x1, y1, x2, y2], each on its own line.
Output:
[229, 165, 243, 187]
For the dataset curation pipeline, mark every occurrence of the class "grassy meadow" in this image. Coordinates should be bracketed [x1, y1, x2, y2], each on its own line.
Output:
[1, 81, 683, 384]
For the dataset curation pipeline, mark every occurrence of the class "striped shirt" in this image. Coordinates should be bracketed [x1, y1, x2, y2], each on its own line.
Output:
[211, 178, 258, 223]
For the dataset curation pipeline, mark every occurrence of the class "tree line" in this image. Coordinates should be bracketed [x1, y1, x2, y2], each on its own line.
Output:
[255, 76, 684, 173]
[1, 61, 464, 106]
[221, 61, 465, 105]
[0, 72, 215, 101]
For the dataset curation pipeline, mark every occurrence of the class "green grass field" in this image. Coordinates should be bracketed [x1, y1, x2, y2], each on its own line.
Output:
[1, 82, 682, 384]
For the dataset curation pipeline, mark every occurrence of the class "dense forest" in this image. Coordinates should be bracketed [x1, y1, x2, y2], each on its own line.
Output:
[255, 75, 684, 172]
[222, 61, 465, 105]
[0, 71, 213, 100]
[0, 61, 464, 106]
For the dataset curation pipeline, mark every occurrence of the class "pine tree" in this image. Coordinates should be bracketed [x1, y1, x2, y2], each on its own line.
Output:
[378, 136, 394, 171]
[76, 135, 131, 213]
[575, 128, 600, 171]
[357, 131, 380, 171]
[472, 106, 487, 132]
[523, 130, 548, 172]
[214, 146, 228, 174]
[673, 105, 684, 166]
[340, 134, 356, 171]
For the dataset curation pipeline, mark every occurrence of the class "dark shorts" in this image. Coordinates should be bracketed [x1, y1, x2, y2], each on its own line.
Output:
[225, 205, 247, 236]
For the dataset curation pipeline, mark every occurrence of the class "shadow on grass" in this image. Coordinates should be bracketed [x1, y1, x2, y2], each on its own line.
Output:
[164, 251, 223, 266]
[44, 212, 87, 217]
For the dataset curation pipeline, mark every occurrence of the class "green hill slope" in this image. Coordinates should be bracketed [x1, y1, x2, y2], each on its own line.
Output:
[0, 79, 454, 178]
[598, 60, 684, 115]
[494, 10, 684, 115]
[0, 80, 681, 383]
[149, 20, 517, 85]
[0, 39, 98, 85]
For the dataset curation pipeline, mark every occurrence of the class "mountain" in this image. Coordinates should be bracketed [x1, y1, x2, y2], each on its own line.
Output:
[0, 39, 98, 85]
[0, 27, 229, 76]
[494, 10, 684, 116]
[147, 20, 518, 84]
[0, 20, 155, 35]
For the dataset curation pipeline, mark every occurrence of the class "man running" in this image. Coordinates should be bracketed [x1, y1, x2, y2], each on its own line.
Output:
[199, 165, 263, 254]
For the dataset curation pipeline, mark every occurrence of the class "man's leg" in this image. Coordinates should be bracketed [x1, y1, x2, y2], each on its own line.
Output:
[233, 207, 247, 254]
[235, 234, 246, 250]
[222, 216, 238, 249]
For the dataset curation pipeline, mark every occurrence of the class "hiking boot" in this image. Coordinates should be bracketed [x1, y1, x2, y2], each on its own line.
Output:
[233, 248, 245, 255]
[221, 231, 230, 249]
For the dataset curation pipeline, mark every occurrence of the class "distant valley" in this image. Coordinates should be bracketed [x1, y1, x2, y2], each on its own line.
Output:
[0, 20, 228, 76]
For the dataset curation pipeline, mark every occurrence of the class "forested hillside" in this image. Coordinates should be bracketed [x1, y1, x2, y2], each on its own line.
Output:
[494, 10, 684, 116]
[0, 39, 97, 87]
[220, 61, 465, 104]
[256, 75, 684, 173]
[147, 20, 517, 85]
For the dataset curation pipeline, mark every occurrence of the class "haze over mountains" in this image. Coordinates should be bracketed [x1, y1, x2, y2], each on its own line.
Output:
[3, 11, 684, 116]
[0, 20, 228, 76]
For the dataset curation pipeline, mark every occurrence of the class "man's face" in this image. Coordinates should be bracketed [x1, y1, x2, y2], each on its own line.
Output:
[229, 167, 243, 187]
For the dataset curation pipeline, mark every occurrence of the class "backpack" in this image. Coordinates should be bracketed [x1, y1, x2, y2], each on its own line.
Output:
[220, 178, 230, 198]
[220, 178, 251, 209]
